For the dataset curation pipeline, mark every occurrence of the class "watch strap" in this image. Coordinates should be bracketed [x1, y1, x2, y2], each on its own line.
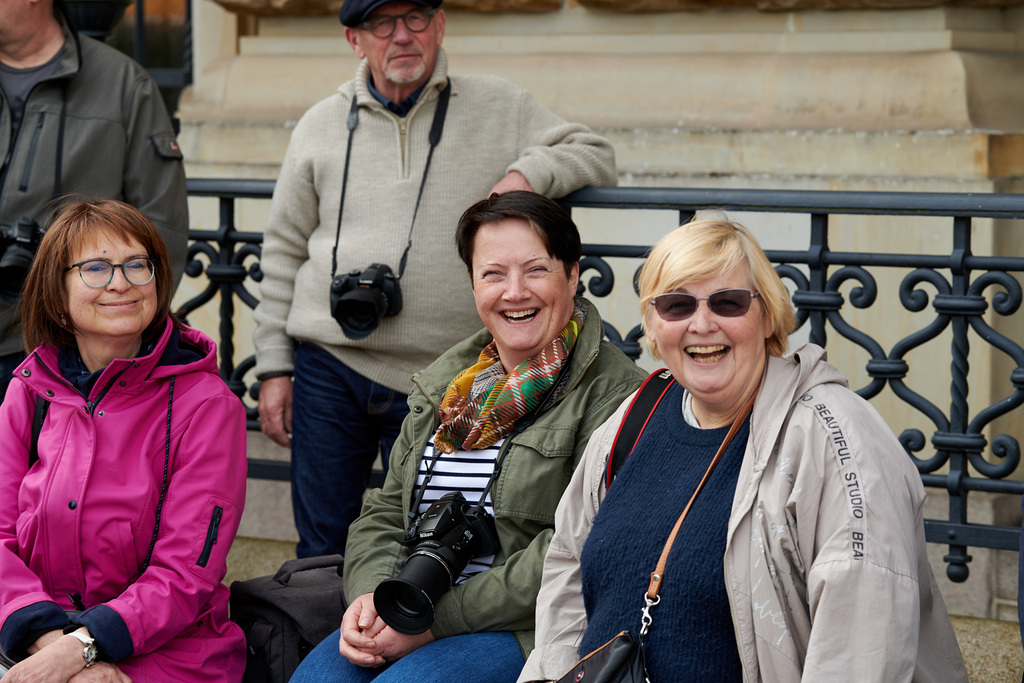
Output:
[66, 631, 97, 667]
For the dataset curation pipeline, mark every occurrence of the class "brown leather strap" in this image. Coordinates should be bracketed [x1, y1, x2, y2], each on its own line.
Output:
[645, 387, 758, 599]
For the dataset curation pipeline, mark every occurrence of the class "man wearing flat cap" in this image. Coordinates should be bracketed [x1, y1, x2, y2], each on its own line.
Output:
[253, 0, 616, 562]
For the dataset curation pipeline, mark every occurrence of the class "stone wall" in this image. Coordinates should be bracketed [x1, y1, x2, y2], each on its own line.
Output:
[178, 1, 1024, 442]
[209, 0, 1024, 14]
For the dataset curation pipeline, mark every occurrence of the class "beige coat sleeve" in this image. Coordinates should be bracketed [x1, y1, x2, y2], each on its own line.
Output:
[517, 395, 634, 683]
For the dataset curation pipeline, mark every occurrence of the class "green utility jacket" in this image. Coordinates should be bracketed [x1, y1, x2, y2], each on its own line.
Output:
[344, 299, 644, 656]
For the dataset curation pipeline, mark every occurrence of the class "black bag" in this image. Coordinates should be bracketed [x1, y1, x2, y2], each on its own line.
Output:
[229, 554, 347, 683]
[554, 630, 649, 683]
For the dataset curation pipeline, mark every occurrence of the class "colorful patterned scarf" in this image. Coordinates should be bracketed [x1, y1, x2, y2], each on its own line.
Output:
[433, 300, 588, 453]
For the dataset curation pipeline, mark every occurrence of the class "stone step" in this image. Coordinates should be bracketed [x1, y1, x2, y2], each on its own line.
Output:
[224, 536, 296, 588]
[952, 616, 1023, 683]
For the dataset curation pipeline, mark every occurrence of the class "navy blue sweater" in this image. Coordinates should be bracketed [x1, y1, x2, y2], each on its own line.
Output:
[579, 382, 748, 680]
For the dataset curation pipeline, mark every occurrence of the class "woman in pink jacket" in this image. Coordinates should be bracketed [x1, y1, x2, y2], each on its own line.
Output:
[0, 199, 247, 682]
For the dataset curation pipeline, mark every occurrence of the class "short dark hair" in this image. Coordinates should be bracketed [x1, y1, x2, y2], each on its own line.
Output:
[21, 198, 179, 351]
[455, 191, 581, 277]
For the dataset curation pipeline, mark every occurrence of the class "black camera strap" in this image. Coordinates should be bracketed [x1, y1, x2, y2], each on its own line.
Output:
[329, 95, 360, 280]
[330, 81, 452, 281]
[409, 439, 502, 524]
[407, 444, 454, 524]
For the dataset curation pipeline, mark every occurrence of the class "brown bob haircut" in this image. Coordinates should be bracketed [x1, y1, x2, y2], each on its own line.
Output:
[455, 191, 581, 278]
[21, 198, 179, 351]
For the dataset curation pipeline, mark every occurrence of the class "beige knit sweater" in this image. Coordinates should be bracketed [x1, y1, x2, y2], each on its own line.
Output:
[253, 50, 617, 392]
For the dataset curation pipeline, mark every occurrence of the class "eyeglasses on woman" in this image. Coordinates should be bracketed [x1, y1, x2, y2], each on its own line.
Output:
[650, 289, 760, 321]
[64, 259, 156, 288]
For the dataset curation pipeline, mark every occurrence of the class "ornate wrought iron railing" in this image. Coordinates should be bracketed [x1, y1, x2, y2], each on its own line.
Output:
[181, 178, 1024, 581]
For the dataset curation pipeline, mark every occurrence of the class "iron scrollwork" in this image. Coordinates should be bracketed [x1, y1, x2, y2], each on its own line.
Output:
[184, 180, 1024, 582]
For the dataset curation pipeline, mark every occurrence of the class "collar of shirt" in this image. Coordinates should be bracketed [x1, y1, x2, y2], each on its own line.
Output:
[58, 344, 102, 395]
[367, 76, 426, 118]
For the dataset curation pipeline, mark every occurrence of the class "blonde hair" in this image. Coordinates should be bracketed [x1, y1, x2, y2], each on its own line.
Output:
[638, 219, 796, 359]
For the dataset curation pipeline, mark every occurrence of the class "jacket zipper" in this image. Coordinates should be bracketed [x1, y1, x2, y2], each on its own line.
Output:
[19, 112, 45, 191]
[723, 438, 768, 683]
[1, 64, 73, 206]
[724, 555, 753, 683]
[197, 506, 223, 567]
[0, 111, 16, 200]
[0, 92, 28, 201]
[85, 365, 134, 414]
[33, 351, 88, 399]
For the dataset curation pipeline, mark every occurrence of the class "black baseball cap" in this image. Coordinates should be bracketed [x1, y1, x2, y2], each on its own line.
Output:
[339, 0, 443, 27]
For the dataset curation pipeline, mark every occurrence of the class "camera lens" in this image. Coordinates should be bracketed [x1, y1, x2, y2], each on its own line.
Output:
[346, 297, 384, 328]
[375, 492, 499, 634]
[334, 286, 388, 340]
[374, 545, 461, 635]
[330, 265, 403, 340]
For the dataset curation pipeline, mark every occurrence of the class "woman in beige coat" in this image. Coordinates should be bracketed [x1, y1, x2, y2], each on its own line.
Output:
[521, 219, 966, 682]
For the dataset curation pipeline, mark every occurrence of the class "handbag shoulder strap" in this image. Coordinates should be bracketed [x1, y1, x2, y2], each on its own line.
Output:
[644, 387, 758, 602]
[605, 369, 675, 490]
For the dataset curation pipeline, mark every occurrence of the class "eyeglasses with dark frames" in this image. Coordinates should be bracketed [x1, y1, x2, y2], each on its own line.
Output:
[64, 259, 156, 288]
[649, 289, 760, 321]
[360, 8, 434, 39]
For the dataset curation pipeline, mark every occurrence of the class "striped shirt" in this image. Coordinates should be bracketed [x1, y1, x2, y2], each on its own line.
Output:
[414, 438, 503, 582]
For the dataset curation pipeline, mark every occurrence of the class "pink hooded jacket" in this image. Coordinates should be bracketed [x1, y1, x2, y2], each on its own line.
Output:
[0, 318, 247, 682]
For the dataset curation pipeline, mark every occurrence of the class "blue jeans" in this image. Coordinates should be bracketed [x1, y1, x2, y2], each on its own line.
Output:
[290, 630, 524, 683]
[0, 351, 26, 404]
[292, 343, 409, 558]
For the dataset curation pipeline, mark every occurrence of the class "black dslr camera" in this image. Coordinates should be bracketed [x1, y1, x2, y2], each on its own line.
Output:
[374, 492, 500, 635]
[0, 217, 43, 302]
[329, 263, 402, 340]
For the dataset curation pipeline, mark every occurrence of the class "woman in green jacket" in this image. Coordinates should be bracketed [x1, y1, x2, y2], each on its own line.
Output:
[291, 191, 644, 683]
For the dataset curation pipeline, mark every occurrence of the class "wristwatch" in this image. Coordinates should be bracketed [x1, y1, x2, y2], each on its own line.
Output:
[66, 631, 97, 668]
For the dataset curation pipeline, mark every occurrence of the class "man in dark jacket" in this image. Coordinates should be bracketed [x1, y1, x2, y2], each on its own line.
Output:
[0, 0, 188, 399]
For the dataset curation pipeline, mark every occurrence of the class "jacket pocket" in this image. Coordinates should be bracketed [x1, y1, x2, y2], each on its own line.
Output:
[188, 498, 237, 582]
[494, 427, 577, 524]
[197, 506, 223, 568]
[115, 520, 140, 587]
[19, 112, 45, 191]
[149, 133, 183, 161]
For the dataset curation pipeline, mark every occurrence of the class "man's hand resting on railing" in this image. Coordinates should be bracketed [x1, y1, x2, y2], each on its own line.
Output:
[258, 376, 293, 448]
[488, 171, 533, 196]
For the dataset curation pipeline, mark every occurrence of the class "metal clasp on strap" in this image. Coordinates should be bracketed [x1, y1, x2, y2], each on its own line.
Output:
[638, 593, 660, 638]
